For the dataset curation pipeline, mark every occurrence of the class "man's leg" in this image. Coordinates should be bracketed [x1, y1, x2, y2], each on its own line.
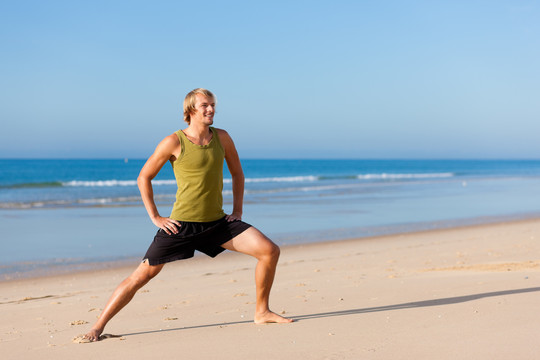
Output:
[221, 227, 293, 324]
[84, 261, 164, 341]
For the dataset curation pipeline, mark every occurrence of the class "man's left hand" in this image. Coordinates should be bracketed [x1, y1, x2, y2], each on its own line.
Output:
[225, 213, 242, 222]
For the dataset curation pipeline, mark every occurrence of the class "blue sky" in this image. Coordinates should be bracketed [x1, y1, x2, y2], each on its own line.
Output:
[1, 0, 539, 159]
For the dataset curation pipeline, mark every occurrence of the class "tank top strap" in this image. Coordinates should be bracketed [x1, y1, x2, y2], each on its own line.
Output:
[210, 127, 224, 152]
[174, 129, 186, 161]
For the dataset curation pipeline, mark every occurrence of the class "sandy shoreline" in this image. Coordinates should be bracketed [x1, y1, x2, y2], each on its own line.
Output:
[5, 212, 540, 283]
[2, 218, 540, 359]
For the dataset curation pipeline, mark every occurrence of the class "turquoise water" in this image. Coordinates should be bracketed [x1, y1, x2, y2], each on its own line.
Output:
[1, 159, 540, 277]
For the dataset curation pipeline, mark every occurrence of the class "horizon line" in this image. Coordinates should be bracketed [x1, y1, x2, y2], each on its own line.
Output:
[2, 157, 540, 161]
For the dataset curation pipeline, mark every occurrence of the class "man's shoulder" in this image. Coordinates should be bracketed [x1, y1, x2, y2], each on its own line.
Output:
[164, 132, 181, 144]
[213, 127, 233, 142]
[213, 127, 229, 136]
[156, 132, 181, 152]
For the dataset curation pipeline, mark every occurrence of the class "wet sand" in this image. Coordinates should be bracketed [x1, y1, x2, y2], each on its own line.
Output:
[1, 218, 540, 359]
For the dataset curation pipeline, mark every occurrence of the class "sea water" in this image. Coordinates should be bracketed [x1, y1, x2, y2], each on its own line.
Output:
[1, 159, 540, 277]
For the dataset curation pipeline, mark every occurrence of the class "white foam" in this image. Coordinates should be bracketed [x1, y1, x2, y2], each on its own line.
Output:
[357, 172, 454, 180]
[224, 176, 318, 184]
[61, 173, 453, 188]
[63, 179, 176, 187]
[64, 180, 136, 187]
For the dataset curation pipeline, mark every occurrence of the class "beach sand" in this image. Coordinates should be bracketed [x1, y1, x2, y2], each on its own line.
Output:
[1, 219, 540, 359]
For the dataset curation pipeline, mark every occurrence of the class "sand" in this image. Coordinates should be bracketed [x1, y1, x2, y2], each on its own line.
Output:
[1, 218, 540, 359]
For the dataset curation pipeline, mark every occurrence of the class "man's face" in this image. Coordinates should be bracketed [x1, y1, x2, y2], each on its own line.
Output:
[190, 94, 215, 126]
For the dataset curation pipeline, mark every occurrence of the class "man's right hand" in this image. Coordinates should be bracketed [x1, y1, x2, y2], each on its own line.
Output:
[152, 216, 181, 235]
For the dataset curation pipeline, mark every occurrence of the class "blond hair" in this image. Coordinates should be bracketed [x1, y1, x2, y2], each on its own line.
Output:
[183, 88, 216, 124]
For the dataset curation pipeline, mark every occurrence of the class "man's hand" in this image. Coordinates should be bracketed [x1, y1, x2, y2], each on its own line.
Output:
[152, 216, 181, 235]
[225, 213, 242, 222]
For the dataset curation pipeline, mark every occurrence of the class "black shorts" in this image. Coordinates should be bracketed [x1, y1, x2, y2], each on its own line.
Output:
[143, 217, 252, 265]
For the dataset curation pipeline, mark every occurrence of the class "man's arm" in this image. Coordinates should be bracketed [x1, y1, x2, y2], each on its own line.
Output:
[137, 134, 181, 234]
[217, 129, 245, 221]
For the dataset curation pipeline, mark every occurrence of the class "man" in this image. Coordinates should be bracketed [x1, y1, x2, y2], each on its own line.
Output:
[84, 88, 292, 342]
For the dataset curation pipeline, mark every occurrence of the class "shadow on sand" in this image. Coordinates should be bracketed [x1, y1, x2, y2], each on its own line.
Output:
[115, 286, 540, 339]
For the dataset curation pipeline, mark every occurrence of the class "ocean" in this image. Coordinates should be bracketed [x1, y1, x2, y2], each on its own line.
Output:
[2, 159, 540, 279]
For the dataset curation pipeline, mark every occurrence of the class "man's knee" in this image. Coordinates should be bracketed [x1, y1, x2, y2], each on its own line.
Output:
[262, 241, 280, 261]
[271, 243, 281, 257]
[130, 264, 162, 287]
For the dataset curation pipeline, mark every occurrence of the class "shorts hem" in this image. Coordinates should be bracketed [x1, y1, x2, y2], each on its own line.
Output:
[144, 253, 195, 266]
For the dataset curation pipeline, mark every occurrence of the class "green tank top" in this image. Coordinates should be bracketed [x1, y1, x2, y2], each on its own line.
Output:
[169, 127, 226, 222]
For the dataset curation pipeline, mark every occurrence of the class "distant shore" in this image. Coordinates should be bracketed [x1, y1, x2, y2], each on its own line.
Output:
[3, 211, 540, 282]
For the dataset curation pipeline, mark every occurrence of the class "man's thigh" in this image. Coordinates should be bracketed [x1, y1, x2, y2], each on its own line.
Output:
[221, 227, 277, 258]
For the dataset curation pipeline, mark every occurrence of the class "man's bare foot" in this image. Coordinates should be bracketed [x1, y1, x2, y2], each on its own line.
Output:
[254, 310, 294, 324]
[82, 327, 103, 342]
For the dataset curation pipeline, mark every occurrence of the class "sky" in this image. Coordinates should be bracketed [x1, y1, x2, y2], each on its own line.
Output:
[1, 0, 539, 159]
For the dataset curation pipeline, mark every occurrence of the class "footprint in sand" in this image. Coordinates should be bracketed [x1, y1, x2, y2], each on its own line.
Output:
[72, 334, 125, 343]
[69, 320, 88, 326]
[72, 335, 92, 344]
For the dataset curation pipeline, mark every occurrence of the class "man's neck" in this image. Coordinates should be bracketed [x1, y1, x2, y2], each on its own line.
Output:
[183, 123, 212, 145]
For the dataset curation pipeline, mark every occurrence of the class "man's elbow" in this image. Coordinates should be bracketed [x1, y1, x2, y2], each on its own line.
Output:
[137, 175, 150, 189]
[231, 172, 245, 183]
